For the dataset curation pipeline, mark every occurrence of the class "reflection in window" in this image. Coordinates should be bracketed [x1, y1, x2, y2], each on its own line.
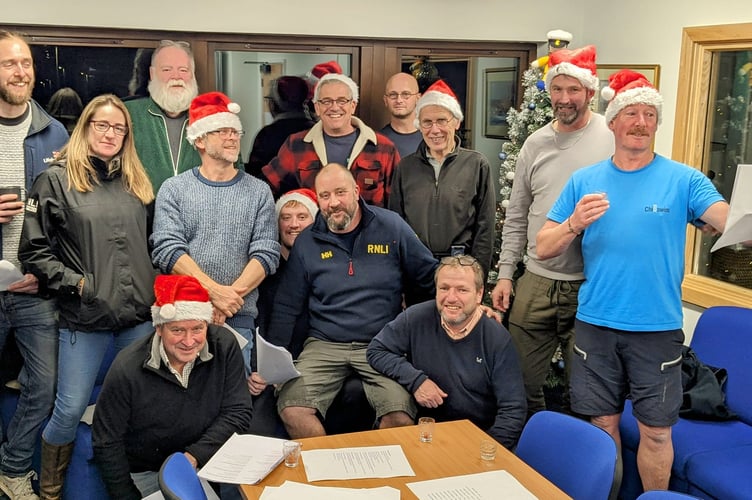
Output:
[697, 50, 752, 290]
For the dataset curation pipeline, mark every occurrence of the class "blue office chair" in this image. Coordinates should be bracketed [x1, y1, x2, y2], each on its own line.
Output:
[158, 452, 208, 500]
[637, 491, 700, 499]
[516, 411, 621, 500]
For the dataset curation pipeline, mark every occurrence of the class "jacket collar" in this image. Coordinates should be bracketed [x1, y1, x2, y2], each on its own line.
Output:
[304, 117, 377, 168]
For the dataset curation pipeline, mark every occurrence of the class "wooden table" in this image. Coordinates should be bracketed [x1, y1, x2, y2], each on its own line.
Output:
[239, 419, 570, 499]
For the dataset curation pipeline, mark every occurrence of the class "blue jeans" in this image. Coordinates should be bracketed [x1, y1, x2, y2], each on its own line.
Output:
[0, 293, 58, 476]
[232, 325, 253, 377]
[42, 321, 153, 445]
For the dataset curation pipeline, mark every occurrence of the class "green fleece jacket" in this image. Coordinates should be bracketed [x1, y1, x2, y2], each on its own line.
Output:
[125, 97, 201, 194]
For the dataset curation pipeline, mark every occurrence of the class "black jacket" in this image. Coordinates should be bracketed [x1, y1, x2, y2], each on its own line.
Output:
[19, 158, 156, 331]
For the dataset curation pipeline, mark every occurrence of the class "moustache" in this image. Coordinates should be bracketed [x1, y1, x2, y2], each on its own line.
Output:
[628, 127, 650, 136]
[167, 79, 186, 88]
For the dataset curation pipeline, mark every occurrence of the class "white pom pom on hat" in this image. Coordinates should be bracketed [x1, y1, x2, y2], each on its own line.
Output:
[185, 91, 243, 145]
[600, 69, 663, 124]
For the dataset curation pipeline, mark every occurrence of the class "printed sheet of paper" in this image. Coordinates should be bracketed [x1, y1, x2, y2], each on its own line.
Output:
[259, 480, 400, 500]
[302, 445, 415, 482]
[222, 323, 249, 350]
[406, 470, 538, 500]
[0, 260, 24, 291]
[711, 164, 752, 252]
[256, 332, 300, 385]
[197, 433, 287, 485]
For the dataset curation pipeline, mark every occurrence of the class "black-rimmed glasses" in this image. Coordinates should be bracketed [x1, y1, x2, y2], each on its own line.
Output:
[316, 98, 352, 107]
[440, 255, 479, 267]
[89, 121, 128, 136]
[385, 92, 418, 100]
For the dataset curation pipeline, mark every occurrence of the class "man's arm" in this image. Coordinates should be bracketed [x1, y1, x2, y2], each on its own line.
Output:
[171, 254, 245, 320]
[536, 193, 609, 260]
[265, 249, 310, 350]
[470, 156, 497, 277]
[487, 331, 527, 449]
[699, 200, 729, 233]
[92, 364, 142, 500]
[185, 330, 253, 466]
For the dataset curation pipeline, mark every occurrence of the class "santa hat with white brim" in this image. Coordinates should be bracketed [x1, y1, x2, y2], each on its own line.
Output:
[185, 91, 242, 145]
[601, 69, 663, 124]
[544, 44, 599, 92]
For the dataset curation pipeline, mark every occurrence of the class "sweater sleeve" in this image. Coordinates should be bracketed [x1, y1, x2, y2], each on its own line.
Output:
[470, 154, 497, 277]
[246, 182, 280, 277]
[367, 308, 429, 394]
[185, 329, 253, 465]
[497, 143, 535, 280]
[485, 330, 527, 449]
[92, 360, 143, 500]
[150, 180, 189, 273]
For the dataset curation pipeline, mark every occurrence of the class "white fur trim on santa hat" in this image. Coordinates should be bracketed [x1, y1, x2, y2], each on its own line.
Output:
[186, 111, 243, 145]
[151, 300, 214, 326]
[603, 86, 663, 125]
[545, 62, 599, 91]
[275, 192, 319, 220]
[314, 73, 359, 103]
[415, 91, 464, 123]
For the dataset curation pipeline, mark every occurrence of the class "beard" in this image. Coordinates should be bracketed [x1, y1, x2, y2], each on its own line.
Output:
[324, 206, 355, 231]
[554, 104, 584, 126]
[148, 78, 198, 114]
[0, 76, 34, 106]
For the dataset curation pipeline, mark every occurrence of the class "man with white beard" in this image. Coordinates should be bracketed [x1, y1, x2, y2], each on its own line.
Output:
[125, 40, 201, 193]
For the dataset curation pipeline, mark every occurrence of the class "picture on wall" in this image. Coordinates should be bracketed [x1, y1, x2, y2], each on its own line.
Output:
[484, 67, 518, 139]
[594, 64, 661, 113]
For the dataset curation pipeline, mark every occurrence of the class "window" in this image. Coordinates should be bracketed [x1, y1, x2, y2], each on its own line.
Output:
[674, 23, 752, 307]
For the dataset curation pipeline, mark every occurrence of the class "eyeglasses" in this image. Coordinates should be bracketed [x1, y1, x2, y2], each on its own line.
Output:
[208, 128, 245, 139]
[440, 255, 479, 267]
[316, 98, 353, 108]
[419, 117, 454, 130]
[89, 121, 128, 136]
[385, 92, 417, 101]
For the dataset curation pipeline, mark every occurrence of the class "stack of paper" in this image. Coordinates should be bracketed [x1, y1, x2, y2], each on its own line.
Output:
[407, 470, 538, 500]
[260, 481, 400, 500]
[198, 433, 288, 485]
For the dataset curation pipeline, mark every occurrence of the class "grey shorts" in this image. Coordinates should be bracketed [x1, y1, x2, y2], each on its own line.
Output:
[570, 320, 684, 427]
[277, 338, 417, 419]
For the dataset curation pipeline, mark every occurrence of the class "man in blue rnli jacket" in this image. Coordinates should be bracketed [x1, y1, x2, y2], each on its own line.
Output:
[264, 162, 437, 438]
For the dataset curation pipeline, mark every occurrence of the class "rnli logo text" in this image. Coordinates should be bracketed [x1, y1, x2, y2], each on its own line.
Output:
[367, 244, 389, 254]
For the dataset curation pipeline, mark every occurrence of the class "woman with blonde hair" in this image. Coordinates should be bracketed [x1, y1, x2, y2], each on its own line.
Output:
[20, 94, 157, 499]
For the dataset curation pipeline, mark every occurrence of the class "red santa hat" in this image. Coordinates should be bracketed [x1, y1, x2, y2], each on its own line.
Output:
[415, 79, 464, 125]
[275, 188, 319, 220]
[601, 69, 663, 124]
[151, 275, 213, 326]
[185, 91, 242, 145]
[306, 60, 343, 99]
[544, 45, 599, 91]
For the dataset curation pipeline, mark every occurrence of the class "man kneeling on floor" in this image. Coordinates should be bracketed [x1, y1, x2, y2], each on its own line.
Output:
[92, 274, 252, 500]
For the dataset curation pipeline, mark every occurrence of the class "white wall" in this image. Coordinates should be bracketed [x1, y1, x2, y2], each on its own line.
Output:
[9, 0, 751, 336]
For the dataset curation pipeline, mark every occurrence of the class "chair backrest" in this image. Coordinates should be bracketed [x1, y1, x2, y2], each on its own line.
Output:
[158, 452, 208, 500]
[636, 490, 700, 499]
[689, 306, 752, 423]
[516, 411, 621, 500]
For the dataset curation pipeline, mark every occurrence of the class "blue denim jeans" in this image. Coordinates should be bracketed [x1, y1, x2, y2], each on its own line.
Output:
[42, 321, 153, 445]
[0, 293, 58, 476]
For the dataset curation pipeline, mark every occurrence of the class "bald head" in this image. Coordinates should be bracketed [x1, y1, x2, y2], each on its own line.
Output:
[384, 73, 420, 121]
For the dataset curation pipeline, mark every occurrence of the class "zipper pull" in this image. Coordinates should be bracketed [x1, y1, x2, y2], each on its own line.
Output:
[348, 260, 354, 276]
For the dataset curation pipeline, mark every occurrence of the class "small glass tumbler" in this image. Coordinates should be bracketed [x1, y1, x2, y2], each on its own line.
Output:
[418, 417, 435, 443]
[283, 440, 302, 468]
[480, 439, 497, 461]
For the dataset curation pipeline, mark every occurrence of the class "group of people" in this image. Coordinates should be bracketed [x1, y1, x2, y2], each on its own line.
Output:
[0, 26, 731, 500]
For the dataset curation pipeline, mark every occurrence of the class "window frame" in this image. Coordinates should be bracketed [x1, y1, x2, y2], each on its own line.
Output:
[675, 22, 752, 308]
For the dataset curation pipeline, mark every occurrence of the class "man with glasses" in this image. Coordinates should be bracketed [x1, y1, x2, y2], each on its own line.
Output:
[151, 92, 280, 377]
[367, 255, 527, 449]
[263, 73, 399, 207]
[380, 72, 422, 158]
[125, 39, 201, 194]
[389, 79, 495, 303]
[262, 163, 437, 439]
[0, 30, 68, 500]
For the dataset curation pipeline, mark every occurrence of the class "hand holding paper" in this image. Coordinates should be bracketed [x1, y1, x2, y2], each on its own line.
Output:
[711, 164, 752, 252]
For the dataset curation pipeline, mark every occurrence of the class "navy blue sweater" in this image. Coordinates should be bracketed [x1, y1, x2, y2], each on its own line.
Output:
[266, 199, 437, 346]
[367, 301, 527, 449]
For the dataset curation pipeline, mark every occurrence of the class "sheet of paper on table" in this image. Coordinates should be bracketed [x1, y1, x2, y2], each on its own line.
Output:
[406, 470, 538, 500]
[256, 332, 300, 384]
[711, 163, 752, 252]
[259, 480, 400, 500]
[302, 445, 415, 482]
[197, 433, 287, 485]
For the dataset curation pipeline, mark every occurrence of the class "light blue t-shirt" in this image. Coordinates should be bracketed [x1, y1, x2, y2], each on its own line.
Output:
[548, 154, 723, 331]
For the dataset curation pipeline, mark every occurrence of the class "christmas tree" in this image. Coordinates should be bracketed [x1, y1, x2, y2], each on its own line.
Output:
[487, 67, 554, 285]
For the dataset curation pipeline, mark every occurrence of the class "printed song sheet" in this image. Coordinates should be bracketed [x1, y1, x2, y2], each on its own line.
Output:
[259, 481, 400, 500]
[406, 470, 538, 500]
[256, 332, 300, 384]
[197, 433, 287, 485]
[711, 164, 752, 252]
[302, 445, 415, 482]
